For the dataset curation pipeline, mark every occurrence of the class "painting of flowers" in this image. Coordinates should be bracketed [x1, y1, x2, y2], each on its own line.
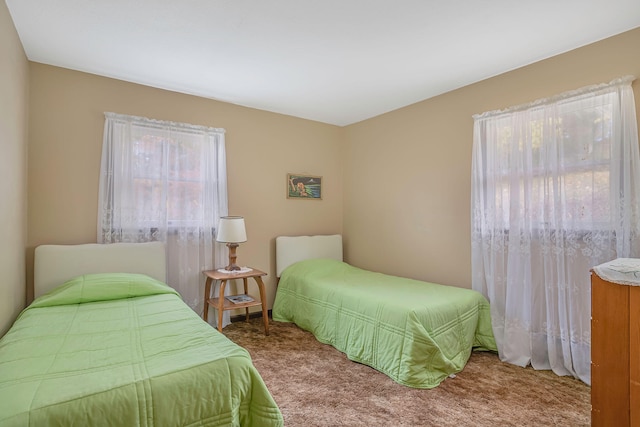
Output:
[287, 173, 322, 199]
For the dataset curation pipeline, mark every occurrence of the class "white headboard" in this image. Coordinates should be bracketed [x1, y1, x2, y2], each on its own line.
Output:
[34, 242, 167, 298]
[276, 234, 343, 277]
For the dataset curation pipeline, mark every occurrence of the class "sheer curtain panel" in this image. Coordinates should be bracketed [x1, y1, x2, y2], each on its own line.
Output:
[471, 76, 640, 384]
[98, 112, 231, 327]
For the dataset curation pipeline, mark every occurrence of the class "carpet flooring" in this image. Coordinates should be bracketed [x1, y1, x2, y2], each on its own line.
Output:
[224, 318, 590, 427]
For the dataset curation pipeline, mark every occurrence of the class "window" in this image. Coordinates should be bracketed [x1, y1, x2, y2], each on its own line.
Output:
[99, 113, 227, 238]
[129, 125, 216, 228]
[475, 86, 619, 232]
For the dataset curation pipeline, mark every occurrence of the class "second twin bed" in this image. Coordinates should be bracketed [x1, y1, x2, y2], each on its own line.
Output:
[272, 234, 497, 389]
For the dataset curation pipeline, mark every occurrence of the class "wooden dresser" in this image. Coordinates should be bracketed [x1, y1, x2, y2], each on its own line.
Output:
[591, 259, 640, 427]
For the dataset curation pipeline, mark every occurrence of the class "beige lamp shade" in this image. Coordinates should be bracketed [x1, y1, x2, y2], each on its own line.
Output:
[216, 216, 247, 243]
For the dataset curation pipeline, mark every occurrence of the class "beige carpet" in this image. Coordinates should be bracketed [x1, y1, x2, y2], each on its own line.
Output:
[224, 318, 590, 427]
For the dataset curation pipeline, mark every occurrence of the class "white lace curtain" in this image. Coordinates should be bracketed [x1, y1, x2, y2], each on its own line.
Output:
[471, 76, 640, 384]
[98, 112, 230, 327]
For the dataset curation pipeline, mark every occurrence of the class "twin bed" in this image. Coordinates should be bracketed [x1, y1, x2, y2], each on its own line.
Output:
[0, 242, 283, 426]
[272, 234, 496, 389]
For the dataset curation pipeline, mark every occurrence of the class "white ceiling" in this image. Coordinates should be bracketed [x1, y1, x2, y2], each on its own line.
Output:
[6, 1, 640, 126]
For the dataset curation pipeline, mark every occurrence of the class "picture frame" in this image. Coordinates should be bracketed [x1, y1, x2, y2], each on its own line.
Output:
[287, 173, 322, 200]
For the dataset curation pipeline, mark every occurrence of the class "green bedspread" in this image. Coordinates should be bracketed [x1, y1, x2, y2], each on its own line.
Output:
[0, 273, 283, 427]
[272, 259, 496, 389]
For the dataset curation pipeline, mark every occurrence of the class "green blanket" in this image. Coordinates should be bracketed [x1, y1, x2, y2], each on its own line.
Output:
[273, 259, 496, 389]
[0, 273, 283, 427]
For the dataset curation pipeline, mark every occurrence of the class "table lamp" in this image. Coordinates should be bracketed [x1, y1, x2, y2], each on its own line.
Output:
[216, 216, 247, 271]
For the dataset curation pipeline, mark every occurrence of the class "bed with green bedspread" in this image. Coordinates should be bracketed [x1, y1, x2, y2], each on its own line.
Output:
[0, 273, 283, 427]
[272, 259, 497, 389]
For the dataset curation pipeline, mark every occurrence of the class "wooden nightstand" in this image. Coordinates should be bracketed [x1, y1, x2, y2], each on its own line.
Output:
[202, 268, 269, 335]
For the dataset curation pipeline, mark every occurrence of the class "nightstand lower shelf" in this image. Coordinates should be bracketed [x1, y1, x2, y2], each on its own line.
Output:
[208, 295, 262, 311]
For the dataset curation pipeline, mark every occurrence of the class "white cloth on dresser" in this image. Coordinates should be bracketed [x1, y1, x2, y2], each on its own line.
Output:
[592, 258, 640, 287]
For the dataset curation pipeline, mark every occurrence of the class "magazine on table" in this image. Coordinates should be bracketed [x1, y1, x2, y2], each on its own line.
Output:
[226, 294, 254, 304]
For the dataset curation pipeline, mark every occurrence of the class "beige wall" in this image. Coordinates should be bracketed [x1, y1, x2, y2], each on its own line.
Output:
[27, 64, 344, 306]
[343, 27, 640, 289]
[0, 1, 29, 335]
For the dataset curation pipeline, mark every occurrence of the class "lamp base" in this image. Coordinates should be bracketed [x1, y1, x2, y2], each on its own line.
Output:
[225, 242, 241, 271]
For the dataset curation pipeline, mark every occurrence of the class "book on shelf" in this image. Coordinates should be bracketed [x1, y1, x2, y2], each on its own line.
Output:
[225, 294, 254, 304]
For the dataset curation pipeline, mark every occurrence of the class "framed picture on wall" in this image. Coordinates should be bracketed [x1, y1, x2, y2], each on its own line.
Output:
[287, 173, 322, 200]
